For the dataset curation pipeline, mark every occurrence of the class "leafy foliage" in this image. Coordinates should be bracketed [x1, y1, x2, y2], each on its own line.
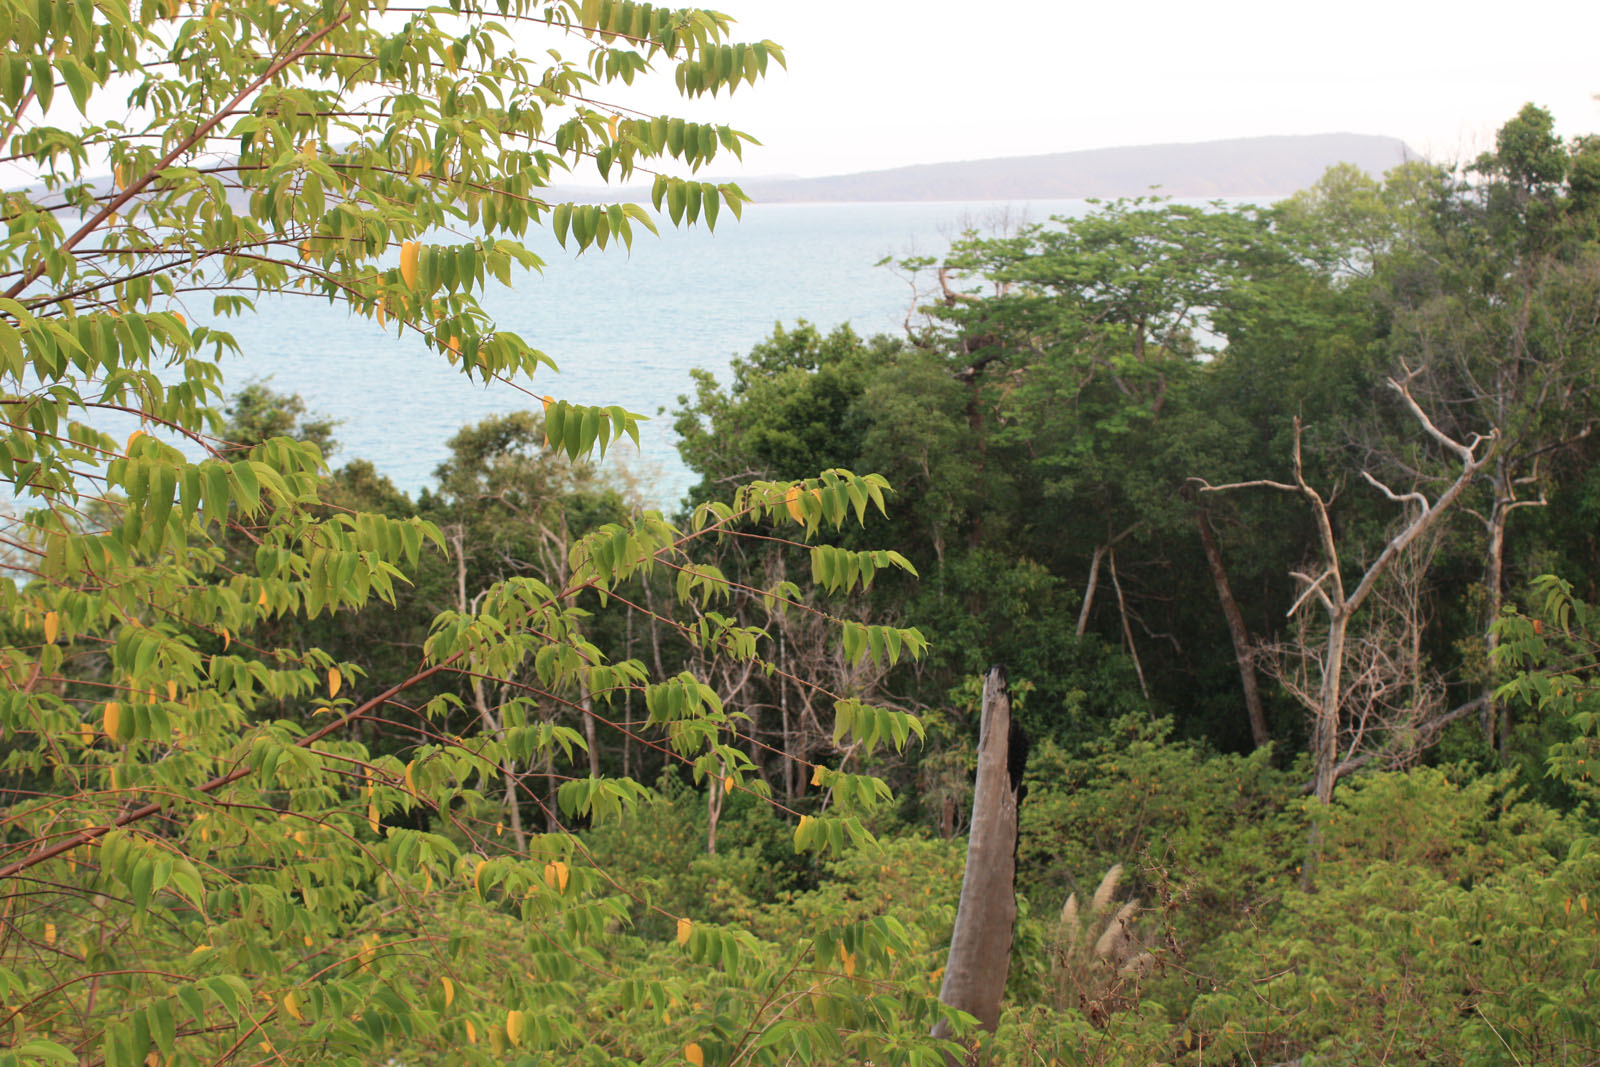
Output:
[0, 3, 970, 1064]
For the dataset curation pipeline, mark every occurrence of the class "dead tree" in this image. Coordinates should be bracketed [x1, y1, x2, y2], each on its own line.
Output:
[1191, 504, 1270, 747]
[1197, 369, 1497, 803]
[1258, 528, 1450, 780]
[932, 666, 1027, 1060]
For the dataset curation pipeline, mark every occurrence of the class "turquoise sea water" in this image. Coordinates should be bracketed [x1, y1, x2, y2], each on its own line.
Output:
[203, 200, 1091, 507]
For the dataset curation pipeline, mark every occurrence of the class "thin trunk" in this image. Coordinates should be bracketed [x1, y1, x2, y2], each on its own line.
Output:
[581, 690, 600, 778]
[622, 609, 634, 781]
[932, 667, 1025, 1057]
[452, 525, 527, 852]
[1195, 510, 1269, 747]
[706, 767, 723, 855]
[1108, 549, 1149, 701]
[1313, 610, 1348, 807]
[644, 578, 667, 679]
[1076, 545, 1106, 638]
[543, 739, 560, 833]
[779, 632, 795, 802]
[1483, 498, 1508, 753]
[966, 378, 986, 550]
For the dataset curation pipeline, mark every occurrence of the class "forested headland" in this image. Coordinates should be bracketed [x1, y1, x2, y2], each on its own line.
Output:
[2, 1, 1598, 1063]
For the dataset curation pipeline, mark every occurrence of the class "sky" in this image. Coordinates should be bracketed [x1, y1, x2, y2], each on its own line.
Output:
[605, 0, 1600, 180]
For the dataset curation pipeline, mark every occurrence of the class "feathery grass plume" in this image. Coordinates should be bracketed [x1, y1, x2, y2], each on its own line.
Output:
[1050, 862, 1150, 1027]
[1094, 898, 1140, 960]
[1091, 862, 1123, 916]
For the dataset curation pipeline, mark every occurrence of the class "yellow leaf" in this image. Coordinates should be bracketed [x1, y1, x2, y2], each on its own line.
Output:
[447, 335, 461, 355]
[78, 721, 93, 746]
[473, 859, 488, 894]
[103, 702, 121, 741]
[684, 1042, 704, 1066]
[220, 628, 230, 651]
[441, 976, 455, 1008]
[465, 1020, 477, 1044]
[842, 951, 856, 977]
[404, 761, 417, 795]
[810, 764, 824, 787]
[375, 296, 386, 328]
[676, 917, 692, 945]
[300, 138, 316, 158]
[543, 860, 569, 892]
[723, 775, 735, 793]
[494, 820, 504, 836]
[125, 428, 144, 453]
[328, 667, 342, 698]
[400, 241, 420, 288]
[44, 922, 56, 945]
[172, 312, 185, 328]
[257, 587, 269, 608]
[114, 162, 129, 188]
[784, 484, 804, 523]
[541, 395, 554, 413]
[282, 991, 303, 1021]
[367, 802, 380, 834]
[607, 114, 619, 140]
[43, 611, 59, 644]
[166, 680, 178, 701]
[303, 934, 313, 947]
[505, 1009, 525, 1045]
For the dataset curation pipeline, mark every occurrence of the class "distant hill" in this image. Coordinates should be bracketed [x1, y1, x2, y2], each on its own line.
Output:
[735, 134, 1418, 203]
[550, 134, 1418, 205]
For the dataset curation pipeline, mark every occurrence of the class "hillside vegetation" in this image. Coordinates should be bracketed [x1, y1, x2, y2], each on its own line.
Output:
[0, 0, 1597, 1061]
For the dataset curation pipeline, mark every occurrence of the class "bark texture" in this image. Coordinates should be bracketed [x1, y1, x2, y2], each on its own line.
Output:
[932, 666, 1026, 1057]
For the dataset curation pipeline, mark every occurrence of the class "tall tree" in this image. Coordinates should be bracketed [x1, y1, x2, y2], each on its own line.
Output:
[0, 4, 961, 1064]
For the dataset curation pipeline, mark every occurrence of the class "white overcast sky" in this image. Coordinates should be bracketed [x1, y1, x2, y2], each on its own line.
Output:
[618, 0, 1600, 179]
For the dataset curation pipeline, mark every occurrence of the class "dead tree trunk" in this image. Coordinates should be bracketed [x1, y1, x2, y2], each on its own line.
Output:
[1198, 368, 1497, 804]
[1075, 523, 1140, 639]
[1194, 508, 1269, 748]
[932, 666, 1027, 1059]
[1076, 546, 1106, 638]
[1107, 549, 1149, 701]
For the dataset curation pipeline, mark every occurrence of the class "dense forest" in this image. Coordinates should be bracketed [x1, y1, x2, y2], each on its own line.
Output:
[404, 105, 1597, 1061]
[2, 1, 1599, 1063]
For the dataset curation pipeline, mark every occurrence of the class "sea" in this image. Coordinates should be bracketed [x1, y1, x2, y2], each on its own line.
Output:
[199, 199, 1093, 508]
